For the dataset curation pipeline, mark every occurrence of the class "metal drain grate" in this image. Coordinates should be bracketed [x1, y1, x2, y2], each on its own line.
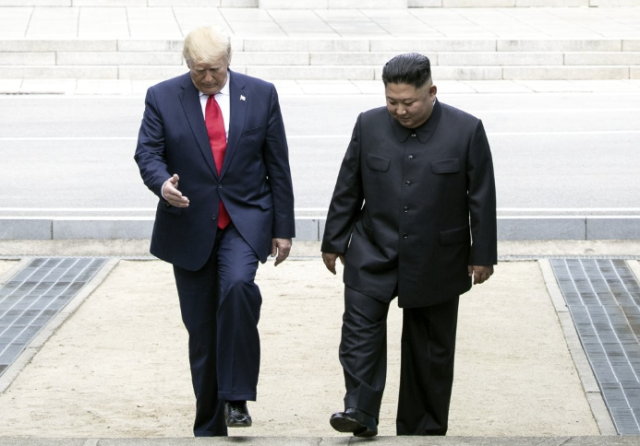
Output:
[551, 258, 640, 435]
[0, 257, 107, 377]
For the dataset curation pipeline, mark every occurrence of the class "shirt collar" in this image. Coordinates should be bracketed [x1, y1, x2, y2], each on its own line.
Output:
[391, 98, 442, 144]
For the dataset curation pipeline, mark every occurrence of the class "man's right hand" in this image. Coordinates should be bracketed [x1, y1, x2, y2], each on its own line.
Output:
[162, 174, 190, 208]
[322, 252, 345, 275]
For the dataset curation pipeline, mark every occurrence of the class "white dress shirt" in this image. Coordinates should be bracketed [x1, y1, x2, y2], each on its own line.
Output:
[199, 72, 230, 141]
[162, 72, 231, 199]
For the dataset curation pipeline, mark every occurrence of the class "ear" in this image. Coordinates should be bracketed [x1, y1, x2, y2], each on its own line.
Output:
[430, 84, 438, 98]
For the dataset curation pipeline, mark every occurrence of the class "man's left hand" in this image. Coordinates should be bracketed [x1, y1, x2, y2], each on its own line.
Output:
[271, 238, 292, 266]
[468, 265, 494, 285]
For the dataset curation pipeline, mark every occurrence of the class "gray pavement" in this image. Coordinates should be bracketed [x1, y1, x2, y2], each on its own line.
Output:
[2, 4, 640, 446]
[0, 242, 639, 444]
[1, 4, 640, 240]
[1, 438, 640, 446]
[1, 88, 639, 240]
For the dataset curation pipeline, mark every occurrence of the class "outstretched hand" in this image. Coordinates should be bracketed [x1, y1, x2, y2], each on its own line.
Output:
[162, 174, 190, 208]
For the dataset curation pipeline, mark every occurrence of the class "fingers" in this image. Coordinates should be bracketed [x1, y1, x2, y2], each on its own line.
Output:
[163, 174, 190, 208]
[274, 244, 291, 266]
[322, 252, 340, 275]
[272, 238, 292, 267]
[469, 265, 494, 285]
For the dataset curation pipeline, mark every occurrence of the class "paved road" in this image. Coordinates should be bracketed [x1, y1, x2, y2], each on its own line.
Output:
[1, 91, 639, 217]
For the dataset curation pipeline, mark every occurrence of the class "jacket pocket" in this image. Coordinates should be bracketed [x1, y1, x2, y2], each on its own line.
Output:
[251, 196, 273, 210]
[243, 125, 265, 136]
[159, 202, 182, 215]
[366, 154, 390, 172]
[439, 225, 470, 245]
[431, 158, 460, 174]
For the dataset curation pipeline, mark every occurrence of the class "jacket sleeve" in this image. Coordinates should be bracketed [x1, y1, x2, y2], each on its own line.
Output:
[321, 114, 365, 254]
[467, 119, 498, 266]
[134, 87, 171, 201]
[263, 85, 296, 239]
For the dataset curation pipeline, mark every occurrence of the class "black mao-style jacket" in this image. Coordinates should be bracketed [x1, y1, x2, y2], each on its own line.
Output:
[321, 100, 497, 308]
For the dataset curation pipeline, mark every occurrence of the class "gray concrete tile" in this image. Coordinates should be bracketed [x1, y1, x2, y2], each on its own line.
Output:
[77, 7, 130, 39]
[0, 7, 31, 38]
[127, 7, 183, 39]
[25, 7, 80, 38]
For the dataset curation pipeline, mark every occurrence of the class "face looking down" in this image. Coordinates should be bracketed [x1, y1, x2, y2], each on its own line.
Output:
[385, 81, 437, 129]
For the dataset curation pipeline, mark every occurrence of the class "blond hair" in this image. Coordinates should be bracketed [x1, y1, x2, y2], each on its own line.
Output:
[183, 26, 233, 66]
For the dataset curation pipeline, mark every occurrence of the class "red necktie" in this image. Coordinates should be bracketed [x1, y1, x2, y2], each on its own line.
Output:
[205, 94, 231, 229]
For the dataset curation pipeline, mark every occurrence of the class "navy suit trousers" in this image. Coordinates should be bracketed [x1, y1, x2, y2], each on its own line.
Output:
[173, 224, 262, 437]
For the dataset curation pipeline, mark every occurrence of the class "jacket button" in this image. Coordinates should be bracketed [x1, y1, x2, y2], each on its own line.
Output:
[403, 233, 409, 239]
[403, 206, 409, 212]
[212, 215, 217, 220]
[405, 180, 411, 186]
[408, 155, 414, 160]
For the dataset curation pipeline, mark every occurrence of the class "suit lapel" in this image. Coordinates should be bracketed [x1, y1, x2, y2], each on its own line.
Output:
[178, 74, 218, 178]
[221, 71, 247, 180]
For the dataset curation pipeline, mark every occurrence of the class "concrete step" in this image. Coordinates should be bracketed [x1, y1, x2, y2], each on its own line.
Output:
[1, 38, 640, 80]
[0, 0, 259, 7]
[1, 64, 638, 81]
[2, 0, 638, 6]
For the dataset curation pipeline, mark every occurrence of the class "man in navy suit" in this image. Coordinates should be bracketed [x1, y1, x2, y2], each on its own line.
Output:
[134, 26, 295, 437]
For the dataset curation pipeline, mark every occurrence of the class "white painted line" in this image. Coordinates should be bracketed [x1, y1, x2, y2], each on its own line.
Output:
[1, 207, 640, 214]
[1, 130, 639, 142]
[0, 137, 136, 141]
[497, 208, 640, 212]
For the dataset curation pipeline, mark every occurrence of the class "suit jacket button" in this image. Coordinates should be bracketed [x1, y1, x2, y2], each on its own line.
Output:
[408, 155, 414, 160]
[212, 215, 217, 220]
[403, 233, 409, 239]
[405, 180, 411, 186]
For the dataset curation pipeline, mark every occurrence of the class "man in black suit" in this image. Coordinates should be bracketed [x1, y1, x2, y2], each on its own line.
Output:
[134, 26, 295, 437]
[322, 53, 497, 437]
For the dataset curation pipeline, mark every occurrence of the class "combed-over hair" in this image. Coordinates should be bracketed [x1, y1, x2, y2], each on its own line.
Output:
[183, 26, 233, 66]
[382, 53, 432, 89]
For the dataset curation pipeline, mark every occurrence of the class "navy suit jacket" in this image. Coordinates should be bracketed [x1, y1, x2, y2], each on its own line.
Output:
[135, 70, 295, 271]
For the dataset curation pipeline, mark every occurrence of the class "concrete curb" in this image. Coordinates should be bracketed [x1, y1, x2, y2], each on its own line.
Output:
[2, 216, 640, 241]
[0, 436, 638, 445]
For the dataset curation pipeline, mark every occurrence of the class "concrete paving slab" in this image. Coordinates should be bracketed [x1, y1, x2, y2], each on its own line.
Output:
[0, 259, 602, 437]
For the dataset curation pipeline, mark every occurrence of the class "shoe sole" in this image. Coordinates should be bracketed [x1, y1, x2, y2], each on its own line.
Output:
[227, 422, 252, 428]
[330, 415, 361, 433]
[330, 414, 378, 438]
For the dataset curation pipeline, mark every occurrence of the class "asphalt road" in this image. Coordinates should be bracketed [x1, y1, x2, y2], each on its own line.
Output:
[1, 92, 639, 217]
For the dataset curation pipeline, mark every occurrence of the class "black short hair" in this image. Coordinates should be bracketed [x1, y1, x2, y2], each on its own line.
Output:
[382, 53, 432, 89]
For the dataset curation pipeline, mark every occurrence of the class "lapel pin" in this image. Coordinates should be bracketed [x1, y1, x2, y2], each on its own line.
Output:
[240, 95, 246, 101]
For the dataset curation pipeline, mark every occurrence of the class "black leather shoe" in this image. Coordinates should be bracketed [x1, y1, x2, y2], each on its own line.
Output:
[224, 401, 252, 428]
[330, 407, 378, 437]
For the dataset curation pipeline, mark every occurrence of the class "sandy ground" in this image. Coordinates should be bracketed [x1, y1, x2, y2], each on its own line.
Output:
[0, 258, 599, 437]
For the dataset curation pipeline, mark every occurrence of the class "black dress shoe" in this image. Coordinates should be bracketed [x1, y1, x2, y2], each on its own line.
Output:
[224, 401, 252, 428]
[330, 407, 378, 437]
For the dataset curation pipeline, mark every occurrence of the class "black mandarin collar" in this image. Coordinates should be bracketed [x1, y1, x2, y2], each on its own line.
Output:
[390, 98, 442, 144]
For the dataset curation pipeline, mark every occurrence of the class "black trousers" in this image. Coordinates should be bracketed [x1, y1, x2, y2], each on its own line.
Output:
[173, 224, 262, 437]
[340, 286, 460, 436]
